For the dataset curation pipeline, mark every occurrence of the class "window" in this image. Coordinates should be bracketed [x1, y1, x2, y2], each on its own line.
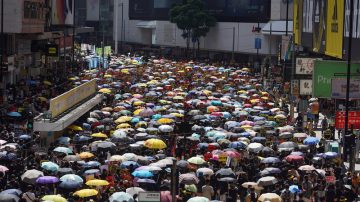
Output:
[24, 1, 31, 18]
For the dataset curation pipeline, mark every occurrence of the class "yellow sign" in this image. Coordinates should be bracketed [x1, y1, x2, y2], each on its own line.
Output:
[219, 154, 227, 163]
[293, 0, 301, 44]
[325, 0, 344, 59]
[49, 79, 97, 118]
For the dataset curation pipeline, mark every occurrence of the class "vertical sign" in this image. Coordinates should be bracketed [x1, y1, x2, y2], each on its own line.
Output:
[325, 0, 344, 58]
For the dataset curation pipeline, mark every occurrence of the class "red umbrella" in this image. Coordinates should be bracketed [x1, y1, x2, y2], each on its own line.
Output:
[285, 155, 304, 163]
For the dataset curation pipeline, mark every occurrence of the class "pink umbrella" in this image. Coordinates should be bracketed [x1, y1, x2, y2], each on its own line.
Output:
[285, 155, 304, 163]
[240, 121, 254, 126]
[225, 151, 241, 159]
[0, 165, 9, 173]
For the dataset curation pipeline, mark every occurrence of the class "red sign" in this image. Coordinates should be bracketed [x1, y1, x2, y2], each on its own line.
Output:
[335, 111, 360, 129]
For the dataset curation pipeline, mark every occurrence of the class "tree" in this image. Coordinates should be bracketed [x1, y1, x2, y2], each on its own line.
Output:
[170, 0, 216, 58]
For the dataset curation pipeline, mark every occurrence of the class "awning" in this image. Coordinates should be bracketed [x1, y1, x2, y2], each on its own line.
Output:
[262, 20, 293, 35]
[136, 21, 157, 29]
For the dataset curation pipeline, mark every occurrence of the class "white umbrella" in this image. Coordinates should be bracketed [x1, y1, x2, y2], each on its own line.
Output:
[257, 176, 278, 186]
[298, 165, 316, 172]
[293, 133, 308, 138]
[159, 125, 174, 133]
[258, 193, 282, 202]
[196, 168, 214, 176]
[247, 143, 264, 153]
[126, 187, 145, 197]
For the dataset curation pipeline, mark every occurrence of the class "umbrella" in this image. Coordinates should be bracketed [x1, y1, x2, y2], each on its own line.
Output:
[241, 182, 262, 189]
[278, 141, 298, 151]
[187, 157, 205, 165]
[298, 165, 316, 172]
[41, 195, 67, 202]
[132, 170, 154, 178]
[120, 161, 140, 169]
[185, 184, 198, 193]
[247, 143, 264, 153]
[324, 152, 338, 159]
[109, 192, 134, 202]
[0, 193, 19, 202]
[196, 167, 214, 176]
[285, 155, 304, 163]
[293, 133, 308, 138]
[79, 152, 95, 159]
[261, 157, 281, 164]
[53, 147, 73, 154]
[109, 155, 124, 162]
[157, 118, 174, 124]
[41, 162, 59, 172]
[60, 174, 84, 183]
[136, 179, 156, 184]
[59, 180, 82, 189]
[68, 125, 83, 131]
[257, 176, 278, 186]
[258, 193, 282, 202]
[159, 125, 174, 133]
[7, 112, 21, 117]
[84, 169, 101, 175]
[215, 168, 235, 177]
[91, 132, 108, 138]
[36, 176, 59, 184]
[0, 165, 9, 173]
[259, 167, 281, 176]
[144, 139, 167, 149]
[228, 141, 247, 150]
[21, 169, 44, 184]
[63, 155, 81, 162]
[126, 187, 145, 197]
[0, 189, 22, 196]
[218, 177, 237, 182]
[187, 196, 209, 202]
[303, 137, 320, 145]
[73, 189, 98, 198]
[86, 179, 110, 186]
[179, 173, 199, 184]
[289, 185, 302, 194]
[57, 167, 74, 175]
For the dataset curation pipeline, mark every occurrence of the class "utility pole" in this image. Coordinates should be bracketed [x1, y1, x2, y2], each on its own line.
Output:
[1, 0, 4, 83]
[114, 0, 118, 54]
[345, 0, 355, 172]
[286, 0, 289, 36]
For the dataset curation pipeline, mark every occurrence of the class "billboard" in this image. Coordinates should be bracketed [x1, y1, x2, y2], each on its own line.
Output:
[313, 60, 360, 98]
[293, 0, 303, 44]
[312, 0, 326, 53]
[86, 0, 100, 21]
[129, 0, 271, 22]
[51, 0, 74, 25]
[331, 78, 360, 99]
[300, 80, 313, 95]
[343, 0, 360, 61]
[49, 79, 97, 118]
[335, 111, 360, 129]
[301, 0, 314, 48]
[325, 0, 344, 58]
[296, 58, 320, 75]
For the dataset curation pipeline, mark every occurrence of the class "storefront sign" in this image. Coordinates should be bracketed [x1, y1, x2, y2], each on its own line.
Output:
[299, 80, 313, 95]
[45, 44, 59, 57]
[313, 60, 360, 98]
[325, 0, 344, 58]
[296, 58, 319, 75]
[49, 79, 97, 118]
[138, 192, 161, 202]
[291, 80, 300, 97]
[335, 111, 360, 129]
[331, 78, 360, 99]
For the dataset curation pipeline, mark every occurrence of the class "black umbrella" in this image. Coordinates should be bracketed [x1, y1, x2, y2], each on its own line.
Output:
[215, 168, 235, 178]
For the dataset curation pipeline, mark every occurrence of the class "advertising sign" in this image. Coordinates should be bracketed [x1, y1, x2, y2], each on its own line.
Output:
[281, 35, 292, 61]
[335, 111, 360, 129]
[45, 44, 59, 57]
[86, 0, 100, 21]
[138, 192, 161, 202]
[51, 0, 74, 25]
[331, 78, 360, 99]
[300, 80, 313, 95]
[49, 79, 97, 118]
[313, 0, 327, 53]
[293, 0, 302, 44]
[313, 60, 360, 98]
[296, 58, 319, 75]
[325, 0, 344, 58]
[301, 0, 314, 48]
[343, 0, 360, 61]
[291, 80, 300, 97]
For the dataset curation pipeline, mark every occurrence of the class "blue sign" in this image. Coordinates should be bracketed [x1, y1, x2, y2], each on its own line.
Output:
[255, 38, 262, 49]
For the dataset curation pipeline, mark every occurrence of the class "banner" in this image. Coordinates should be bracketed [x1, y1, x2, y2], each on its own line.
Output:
[313, 60, 360, 98]
[49, 79, 97, 118]
[335, 111, 360, 129]
[51, 0, 74, 25]
[313, 0, 327, 53]
[325, 0, 344, 58]
[291, 80, 300, 97]
[281, 35, 292, 61]
[300, 80, 313, 95]
[331, 78, 360, 99]
[296, 58, 320, 75]
[293, 0, 302, 44]
[86, 0, 100, 21]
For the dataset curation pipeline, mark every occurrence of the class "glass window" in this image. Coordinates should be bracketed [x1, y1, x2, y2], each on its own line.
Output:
[24, 1, 31, 19]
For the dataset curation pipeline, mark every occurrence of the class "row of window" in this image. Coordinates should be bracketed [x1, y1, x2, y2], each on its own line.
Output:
[24, 1, 48, 20]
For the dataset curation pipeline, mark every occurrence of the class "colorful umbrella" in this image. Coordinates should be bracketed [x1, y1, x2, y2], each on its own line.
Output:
[144, 139, 167, 149]
[73, 189, 98, 198]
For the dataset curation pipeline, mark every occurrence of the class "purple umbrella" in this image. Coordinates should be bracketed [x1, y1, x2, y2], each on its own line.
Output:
[36, 176, 59, 184]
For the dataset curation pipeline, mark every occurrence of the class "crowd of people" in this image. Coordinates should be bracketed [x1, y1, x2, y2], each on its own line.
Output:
[0, 55, 359, 202]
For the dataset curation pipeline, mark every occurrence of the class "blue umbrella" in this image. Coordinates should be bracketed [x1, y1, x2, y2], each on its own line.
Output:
[83, 161, 101, 168]
[303, 137, 320, 145]
[120, 161, 139, 169]
[109, 192, 134, 202]
[324, 152, 338, 159]
[289, 185, 302, 193]
[251, 137, 266, 143]
[0, 189, 22, 196]
[7, 112, 21, 117]
[53, 147, 73, 154]
[84, 169, 100, 175]
[18, 134, 31, 140]
[60, 174, 84, 183]
[59, 179, 82, 189]
[228, 141, 247, 150]
[132, 170, 154, 178]
[41, 162, 59, 172]
[261, 157, 281, 164]
[82, 123, 91, 130]
[240, 132, 251, 137]
[197, 143, 208, 149]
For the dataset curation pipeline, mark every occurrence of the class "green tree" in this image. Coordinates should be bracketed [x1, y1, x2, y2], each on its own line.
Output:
[170, 0, 216, 58]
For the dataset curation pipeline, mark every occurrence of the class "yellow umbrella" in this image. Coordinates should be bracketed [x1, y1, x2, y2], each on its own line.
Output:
[68, 77, 77, 81]
[109, 155, 123, 162]
[137, 83, 147, 87]
[173, 96, 184, 100]
[102, 107, 113, 112]
[121, 69, 129, 74]
[68, 125, 83, 131]
[203, 90, 212, 96]
[133, 101, 145, 106]
[79, 152, 95, 159]
[238, 90, 247, 94]
[170, 113, 184, 118]
[144, 138, 167, 149]
[98, 88, 111, 94]
[104, 74, 112, 78]
[241, 125, 253, 130]
[133, 109, 144, 115]
[43, 81, 52, 85]
[86, 179, 110, 186]
[38, 97, 48, 102]
[147, 80, 159, 85]
[73, 189, 98, 198]
[117, 123, 131, 129]
[115, 116, 133, 124]
[157, 118, 174, 124]
[42, 195, 67, 202]
[91, 133, 108, 138]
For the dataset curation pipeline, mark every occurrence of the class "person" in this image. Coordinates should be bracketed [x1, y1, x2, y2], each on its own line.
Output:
[302, 175, 313, 200]
[280, 184, 292, 202]
[202, 180, 214, 200]
[321, 117, 328, 134]
[245, 187, 258, 202]
[228, 183, 238, 202]
[22, 186, 36, 202]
